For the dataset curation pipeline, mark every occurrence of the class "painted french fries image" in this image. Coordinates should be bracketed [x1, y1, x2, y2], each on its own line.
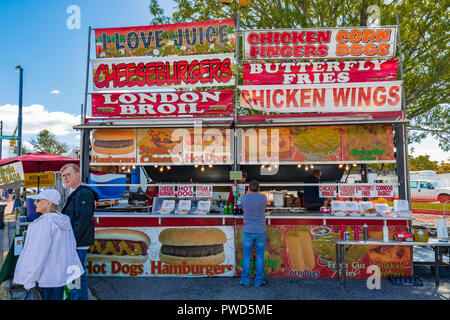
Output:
[286, 227, 316, 271]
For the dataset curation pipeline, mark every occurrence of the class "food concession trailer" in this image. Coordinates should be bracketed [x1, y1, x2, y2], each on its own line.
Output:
[74, 18, 414, 279]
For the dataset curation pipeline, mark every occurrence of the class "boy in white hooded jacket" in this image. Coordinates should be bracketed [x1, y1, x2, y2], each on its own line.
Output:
[13, 189, 84, 300]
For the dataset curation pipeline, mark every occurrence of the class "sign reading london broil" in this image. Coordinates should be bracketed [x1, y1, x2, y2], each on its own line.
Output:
[92, 90, 234, 118]
[243, 26, 397, 60]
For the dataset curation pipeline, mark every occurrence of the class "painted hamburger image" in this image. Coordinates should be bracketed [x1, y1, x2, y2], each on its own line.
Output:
[88, 228, 150, 264]
[158, 227, 227, 265]
[92, 129, 136, 155]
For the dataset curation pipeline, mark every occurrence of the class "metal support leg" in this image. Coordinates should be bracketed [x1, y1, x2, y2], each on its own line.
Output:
[336, 243, 340, 282]
[341, 245, 347, 291]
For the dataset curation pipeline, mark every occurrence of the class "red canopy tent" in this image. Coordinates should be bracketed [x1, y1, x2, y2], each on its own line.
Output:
[0, 152, 79, 173]
[0, 152, 79, 190]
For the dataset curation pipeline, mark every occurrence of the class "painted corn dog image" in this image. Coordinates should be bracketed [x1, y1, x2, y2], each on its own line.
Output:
[286, 227, 316, 271]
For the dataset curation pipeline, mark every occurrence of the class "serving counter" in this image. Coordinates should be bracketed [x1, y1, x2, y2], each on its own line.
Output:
[89, 211, 414, 279]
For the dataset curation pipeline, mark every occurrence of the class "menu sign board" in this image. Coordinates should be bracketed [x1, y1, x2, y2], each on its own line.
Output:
[95, 19, 236, 58]
[87, 226, 235, 277]
[337, 184, 395, 198]
[91, 53, 235, 91]
[91, 90, 234, 118]
[235, 224, 412, 279]
[196, 185, 213, 197]
[240, 124, 394, 164]
[243, 27, 397, 60]
[243, 59, 398, 85]
[137, 128, 232, 165]
[158, 185, 175, 197]
[0, 162, 25, 187]
[239, 81, 402, 113]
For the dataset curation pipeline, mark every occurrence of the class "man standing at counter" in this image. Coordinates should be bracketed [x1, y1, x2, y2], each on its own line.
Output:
[303, 169, 324, 211]
[60, 164, 97, 300]
[240, 180, 267, 287]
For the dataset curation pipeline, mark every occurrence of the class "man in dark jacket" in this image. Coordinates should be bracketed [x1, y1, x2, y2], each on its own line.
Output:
[60, 164, 97, 300]
[303, 169, 324, 212]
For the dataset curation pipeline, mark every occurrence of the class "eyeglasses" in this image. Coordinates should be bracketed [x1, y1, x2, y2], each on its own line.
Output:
[61, 173, 72, 179]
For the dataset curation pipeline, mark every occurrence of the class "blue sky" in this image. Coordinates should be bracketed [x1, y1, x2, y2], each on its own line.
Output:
[0, 0, 447, 162]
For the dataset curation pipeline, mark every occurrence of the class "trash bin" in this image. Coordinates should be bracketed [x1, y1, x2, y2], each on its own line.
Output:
[26, 198, 40, 222]
[0, 204, 6, 229]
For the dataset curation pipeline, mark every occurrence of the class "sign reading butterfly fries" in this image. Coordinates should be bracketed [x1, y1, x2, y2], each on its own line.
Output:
[243, 26, 397, 60]
[94, 19, 236, 59]
[91, 90, 234, 118]
[91, 53, 235, 91]
[243, 59, 399, 85]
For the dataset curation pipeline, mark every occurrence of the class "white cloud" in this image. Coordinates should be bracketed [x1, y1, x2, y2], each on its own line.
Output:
[0, 104, 80, 158]
[51, 89, 61, 95]
[410, 136, 449, 163]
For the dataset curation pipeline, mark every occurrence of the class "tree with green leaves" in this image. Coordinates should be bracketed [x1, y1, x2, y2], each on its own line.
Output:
[149, 0, 449, 151]
[30, 129, 68, 155]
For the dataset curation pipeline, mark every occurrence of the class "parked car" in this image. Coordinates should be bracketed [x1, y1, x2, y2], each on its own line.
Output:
[410, 180, 450, 203]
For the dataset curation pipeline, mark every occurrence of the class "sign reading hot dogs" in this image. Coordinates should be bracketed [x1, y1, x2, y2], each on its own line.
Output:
[91, 90, 234, 118]
[91, 53, 235, 91]
[243, 59, 398, 85]
[95, 19, 236, 58]
[243, 27, 397, 60]
[239, 81, 402, 113]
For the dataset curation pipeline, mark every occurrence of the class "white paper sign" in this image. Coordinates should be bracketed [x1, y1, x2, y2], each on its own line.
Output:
[177, 185, 194, 198]
[159, 200, 175, 214]
[14, 236, 24, 256]
[196, 185, 213, 198]
[319, 185, 337, 198]
[195, 200, 211, 215]
[176, 200, 192, 214]
[331, 201, 346, 213]
[394, 200, 409, 213]
[159, 185, 175, 197]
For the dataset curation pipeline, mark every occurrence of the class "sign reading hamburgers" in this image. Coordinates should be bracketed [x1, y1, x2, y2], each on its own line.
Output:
[91, 129, 137, 164]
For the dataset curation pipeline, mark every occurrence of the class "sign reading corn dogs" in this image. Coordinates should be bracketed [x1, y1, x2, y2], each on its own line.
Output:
[235, 224, 412, 279]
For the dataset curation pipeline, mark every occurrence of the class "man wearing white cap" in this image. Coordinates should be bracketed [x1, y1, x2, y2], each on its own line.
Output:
[13, 189, 84, 300]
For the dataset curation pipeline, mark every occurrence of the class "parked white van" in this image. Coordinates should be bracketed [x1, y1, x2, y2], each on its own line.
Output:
[410, 180, 450, 203]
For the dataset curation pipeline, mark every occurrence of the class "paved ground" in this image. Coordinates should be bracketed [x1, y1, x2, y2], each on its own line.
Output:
[88, 265, 449, 300]
[2, 199, 449, 301]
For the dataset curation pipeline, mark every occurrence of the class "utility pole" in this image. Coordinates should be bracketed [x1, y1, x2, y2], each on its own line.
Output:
[15, 65, 24, 156]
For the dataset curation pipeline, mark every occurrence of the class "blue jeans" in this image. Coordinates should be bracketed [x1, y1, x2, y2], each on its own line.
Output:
[70, 249, 88, 300]
[24, 287, 64, 300]
[240, 232, 266, 287]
